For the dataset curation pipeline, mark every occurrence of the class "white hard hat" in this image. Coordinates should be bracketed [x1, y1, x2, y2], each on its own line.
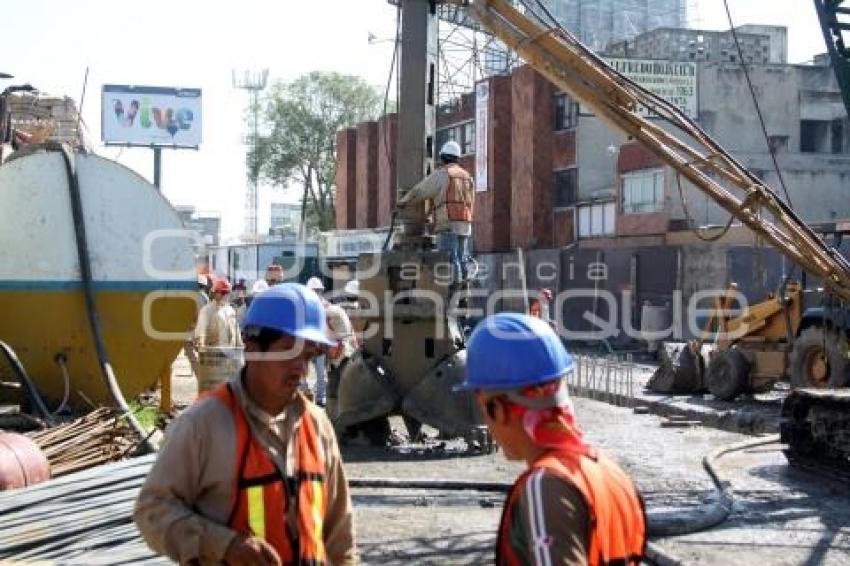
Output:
[343, 279, 360, 297]
[439, 140, 461, 159]
[306, 276, 325, 291]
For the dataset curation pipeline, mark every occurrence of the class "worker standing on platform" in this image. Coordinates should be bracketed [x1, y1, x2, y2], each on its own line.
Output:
[396, 140, 475, 282]
[457, 313, 646, 565]
[135, 283, 356, 565]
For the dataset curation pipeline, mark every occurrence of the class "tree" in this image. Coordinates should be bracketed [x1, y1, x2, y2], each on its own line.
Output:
[249, 71, 383, 234]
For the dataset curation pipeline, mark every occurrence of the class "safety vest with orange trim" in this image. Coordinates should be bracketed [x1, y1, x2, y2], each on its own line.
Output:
[433, 163, 474, 225]
[209, 383, 328, 565]
[497, 448, 646, 566]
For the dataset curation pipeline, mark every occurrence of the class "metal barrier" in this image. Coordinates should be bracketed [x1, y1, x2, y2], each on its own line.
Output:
[570, 354, 637, 408]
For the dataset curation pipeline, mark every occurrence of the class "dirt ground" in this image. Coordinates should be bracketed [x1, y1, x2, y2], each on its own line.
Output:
[165, 353, 850, 565]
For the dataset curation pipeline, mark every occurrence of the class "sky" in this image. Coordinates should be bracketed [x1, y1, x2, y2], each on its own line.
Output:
[2, 1, 827, 242]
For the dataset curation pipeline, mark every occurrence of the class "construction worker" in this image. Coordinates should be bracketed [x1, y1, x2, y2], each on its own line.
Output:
[252, 264, 284, 295]
[396, 140, 475, 282]
[194, 278, 243, 349]
[324, 280, 359, 421]
[529, 288, 555, 330]
[457, 313, 646, 565]
[233, 279, 248, 323]
[306, 276, 329, 406]
[134, 283, 356, 565]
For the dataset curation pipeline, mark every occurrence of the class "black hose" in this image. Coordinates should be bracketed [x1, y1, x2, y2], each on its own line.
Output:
[350, 477, 509, 492]
[0, 340, 54, 425]
[349, 433, 781, 539]
[58, 146, 156, 454]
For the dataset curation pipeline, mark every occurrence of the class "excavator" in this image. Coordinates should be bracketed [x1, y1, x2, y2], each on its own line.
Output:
[340, 0, 850, 474]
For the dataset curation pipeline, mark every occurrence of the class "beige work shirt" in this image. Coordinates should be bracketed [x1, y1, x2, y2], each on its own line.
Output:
[194, 301, 243, 348]
[398, 167, 472, 236]
[133, 374, 357, 565]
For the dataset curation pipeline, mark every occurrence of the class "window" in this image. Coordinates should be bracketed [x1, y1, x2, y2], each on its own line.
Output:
[435, 126, 457, 151]
[553, 168, 578, 207]
[553, 93, 578, 130]
[462, 121, 475, 155]
[831, 119, 844, 154]
[436, 121, 475, 155]
[801, 120, 829, 153]
[577, 202, 615, 238]
[622, 168, 665, 214]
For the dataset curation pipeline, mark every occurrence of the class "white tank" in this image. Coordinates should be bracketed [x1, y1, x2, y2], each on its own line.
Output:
[0, 147, 197, 406]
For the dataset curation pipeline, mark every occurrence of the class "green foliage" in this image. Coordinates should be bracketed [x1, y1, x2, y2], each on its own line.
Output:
[249, 71, 383, 233]
[129, 401, 160, 432]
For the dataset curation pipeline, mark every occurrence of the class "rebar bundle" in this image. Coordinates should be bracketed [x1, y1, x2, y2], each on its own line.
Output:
[26, 408, 141, 477]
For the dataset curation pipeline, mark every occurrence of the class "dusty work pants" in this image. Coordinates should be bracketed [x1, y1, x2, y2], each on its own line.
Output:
[312, 354, 327, 406]
[438, 232, 469, 281]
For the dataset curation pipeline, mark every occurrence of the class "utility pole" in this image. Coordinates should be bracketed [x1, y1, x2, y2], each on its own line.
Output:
[395, 0, 438, 248]
[233, 69, 269, 239]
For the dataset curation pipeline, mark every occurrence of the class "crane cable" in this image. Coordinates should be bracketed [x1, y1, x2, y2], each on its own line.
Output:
[722, 0, 793, 210]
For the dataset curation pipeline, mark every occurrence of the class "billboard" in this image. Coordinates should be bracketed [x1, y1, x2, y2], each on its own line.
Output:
[101, 85, 202, 147]
[474, 81, 489, 192]
[581, 59, 698, 119]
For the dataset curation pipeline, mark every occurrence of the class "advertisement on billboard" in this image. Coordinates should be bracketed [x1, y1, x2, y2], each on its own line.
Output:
[474, 81, 489, 192]
[580, 59, 697, 119]
[101, 85, 202, 147]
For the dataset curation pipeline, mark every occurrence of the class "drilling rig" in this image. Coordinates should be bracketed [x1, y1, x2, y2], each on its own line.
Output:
[336, 1, 485, 444]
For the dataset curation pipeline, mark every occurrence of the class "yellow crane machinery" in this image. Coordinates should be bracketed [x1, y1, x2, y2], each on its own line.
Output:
[452, 0, 850, 474]
[649, 282, 805, 400]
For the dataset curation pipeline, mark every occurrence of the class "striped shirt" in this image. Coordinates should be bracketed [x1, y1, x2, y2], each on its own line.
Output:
[501, 468, 590, 566]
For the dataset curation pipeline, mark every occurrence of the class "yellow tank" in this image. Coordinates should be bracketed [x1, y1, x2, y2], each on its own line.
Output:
[0, 147, 197, 407]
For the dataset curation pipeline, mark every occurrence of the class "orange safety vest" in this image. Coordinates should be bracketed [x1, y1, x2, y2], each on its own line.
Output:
[497, 448, 646, 566]
[210, 383, 328, 565]
[434, 164, 474, 224]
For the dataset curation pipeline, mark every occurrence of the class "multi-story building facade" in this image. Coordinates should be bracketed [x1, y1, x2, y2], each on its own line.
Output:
[269, 202, 302, 237]
[606, 24, 787, 65]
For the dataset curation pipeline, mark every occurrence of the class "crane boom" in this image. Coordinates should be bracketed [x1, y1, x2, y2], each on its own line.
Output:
[461, 0, 850, 302]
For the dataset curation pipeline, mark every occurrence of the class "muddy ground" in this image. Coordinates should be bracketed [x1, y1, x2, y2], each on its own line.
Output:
[165, 354, 850, 565]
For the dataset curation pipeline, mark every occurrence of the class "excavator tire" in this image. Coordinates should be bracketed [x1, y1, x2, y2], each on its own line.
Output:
[789, 327, 850, 389]
[706, 349, 750, 401]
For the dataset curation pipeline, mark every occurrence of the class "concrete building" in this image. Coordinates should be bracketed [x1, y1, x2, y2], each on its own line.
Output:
[606, 24, 788, 65]
[269, 202, 302, 237]
[543, 0, 686, 52]
[175, 205, 222, 247]
[480, 0, 687, 76]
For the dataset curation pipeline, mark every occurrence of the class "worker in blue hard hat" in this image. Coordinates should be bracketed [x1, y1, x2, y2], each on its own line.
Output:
[135, 283, 356, 566]
[458, 313, 646, 565]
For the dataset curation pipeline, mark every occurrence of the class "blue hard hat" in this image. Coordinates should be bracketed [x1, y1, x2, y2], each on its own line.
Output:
[459, 313, 574, 391]
[241, 282, 336, 346]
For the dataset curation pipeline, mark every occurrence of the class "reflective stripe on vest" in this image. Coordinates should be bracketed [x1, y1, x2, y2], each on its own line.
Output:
[210, 383, 328, 565]
[496, 449, 646, 566]
[434, 164, 474, 223]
